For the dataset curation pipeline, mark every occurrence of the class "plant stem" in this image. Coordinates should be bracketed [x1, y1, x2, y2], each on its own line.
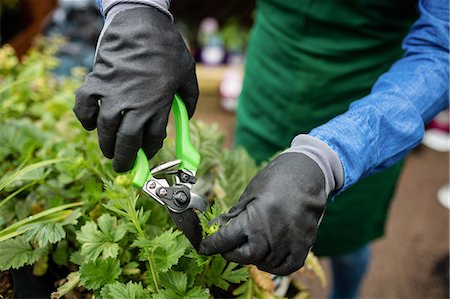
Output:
[198, 257, 212, 287]
[126, 195, 160, 292]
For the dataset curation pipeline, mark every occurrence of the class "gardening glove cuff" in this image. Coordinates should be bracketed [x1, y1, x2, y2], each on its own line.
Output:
[283, 134, 344, 196]
[96, 1, 172, 60]
[100, 0, 172, 20]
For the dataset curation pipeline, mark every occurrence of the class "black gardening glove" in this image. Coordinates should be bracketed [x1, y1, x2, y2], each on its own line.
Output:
[199, 153, 328, 276]
[74, 5, 198, 172]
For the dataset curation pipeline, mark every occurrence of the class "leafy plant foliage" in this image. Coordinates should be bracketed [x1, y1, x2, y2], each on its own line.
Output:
[0, 39, 324, 298]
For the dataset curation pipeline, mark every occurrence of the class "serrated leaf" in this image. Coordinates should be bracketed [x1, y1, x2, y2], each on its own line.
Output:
[76, 214, 128, 260]
[132, 228, 189, 272]
[159, 270, 188, 293]
[185, 287, 210, 299]
[131, 228, 181, 250]
[152, 288, 180, 299]
[153, 236, 189, 272]
[100, 281, 148, 299]
[23, 222, 65, 247]
[0, 236, 48, 270]
[186, 251, 210, 267]
[153, 286, 209, 299]
[222, 262, 248, 284]
[79, 257, 122, 290]
[205, 257, 249, 290]
[197, 203, 223, 237]
[69, 250, 84, 266]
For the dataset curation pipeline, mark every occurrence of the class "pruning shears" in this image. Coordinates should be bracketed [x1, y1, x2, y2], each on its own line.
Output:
[131, 94, 208, 251]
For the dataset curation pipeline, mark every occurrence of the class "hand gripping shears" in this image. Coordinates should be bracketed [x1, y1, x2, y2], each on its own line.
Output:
[131, 94, 208, 251]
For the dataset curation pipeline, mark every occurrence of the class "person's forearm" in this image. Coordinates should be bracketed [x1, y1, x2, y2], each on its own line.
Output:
[308, 0, 449, 191]
[96, 0, 171, 18]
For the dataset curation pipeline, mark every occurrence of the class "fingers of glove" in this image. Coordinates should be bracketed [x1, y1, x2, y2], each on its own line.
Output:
[112, 111, 144, 172]
[218, 200, 251, 224]
[256, 244, 290, 273]
[74, 80, 101, 131]
[222, 233, 271, 265]
[97, 108, 122, 159]
[177, 69, 199, 118]
[199, 211, 248, 256]
[259, 253, 304, 276]
[141, 113, 169, 160]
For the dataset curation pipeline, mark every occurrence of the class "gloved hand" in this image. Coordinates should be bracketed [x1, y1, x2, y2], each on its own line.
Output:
[199, 152, 328, 276]
[74, 5, 198, 172]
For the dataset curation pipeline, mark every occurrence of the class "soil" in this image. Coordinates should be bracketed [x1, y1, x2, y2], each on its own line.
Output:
[0, 271, 14, 299]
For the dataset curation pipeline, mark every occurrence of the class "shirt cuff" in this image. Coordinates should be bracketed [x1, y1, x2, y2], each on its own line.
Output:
[282, 134, 344, 196]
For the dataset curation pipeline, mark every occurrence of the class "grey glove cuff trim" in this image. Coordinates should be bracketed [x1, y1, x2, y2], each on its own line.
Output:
[281, 134, 344, 196]
[102, 0, 172, 21]
[94, 2, 171, 61]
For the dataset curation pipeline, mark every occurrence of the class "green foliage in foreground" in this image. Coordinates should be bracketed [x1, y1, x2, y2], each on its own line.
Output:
[0, 39, 323, 298]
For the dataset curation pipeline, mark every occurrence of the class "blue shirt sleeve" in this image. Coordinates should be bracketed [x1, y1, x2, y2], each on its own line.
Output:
[309, 0, 449, 191]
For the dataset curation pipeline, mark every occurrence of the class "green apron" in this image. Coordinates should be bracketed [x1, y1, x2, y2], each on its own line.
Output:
[236, 0, 418, 256]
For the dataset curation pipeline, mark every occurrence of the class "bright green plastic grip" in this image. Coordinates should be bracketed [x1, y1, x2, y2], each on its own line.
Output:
[173, 94, 200, 172]
[132, 95, 200, 189]
[132, 149, 152, 188]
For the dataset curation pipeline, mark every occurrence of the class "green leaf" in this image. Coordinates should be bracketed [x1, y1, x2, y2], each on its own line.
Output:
[205, 257, 248, 290]
[152, 288, 180, 299]
[132, 228, 181, 250]
[153, 236, 189, 272]
[197, 203, 223, 237]
[0, 236, 48, 270]
[69, 250, 84, 266]
[185, 287, 210, 299]
[100, 281, 148, 299]
[0, 158, 68, 192]
[159, 270, 188, 293]
[132, 228, 189, 273]
[79, 257, 122, 290]
[0, 202, 83, 242]
[76, 213, 128, 260]
[52, 240, 69, 266]
[222, 262, 248, 284]
[152, 286, 209, 299]
[232, 279, 253, 299]
[23, 222, 65, 247]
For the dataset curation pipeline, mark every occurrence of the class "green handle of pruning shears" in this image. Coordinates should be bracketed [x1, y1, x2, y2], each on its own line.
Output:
[132, 94, 200, 189]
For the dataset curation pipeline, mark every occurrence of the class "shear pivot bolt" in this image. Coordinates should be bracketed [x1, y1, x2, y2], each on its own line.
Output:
[159, 188, 168, 196]
[180, 173, 190, 182]
[174, 191, 188, 205]
[148, 181, 156, 189]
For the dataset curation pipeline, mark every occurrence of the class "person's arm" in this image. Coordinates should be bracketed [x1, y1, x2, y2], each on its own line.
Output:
[74, 0, 198, 172]
[293, 0, 449, 192]
[200, 0, 449, 275]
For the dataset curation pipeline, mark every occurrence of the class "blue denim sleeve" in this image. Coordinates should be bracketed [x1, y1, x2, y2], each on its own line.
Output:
[309, 0, 449, 191]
